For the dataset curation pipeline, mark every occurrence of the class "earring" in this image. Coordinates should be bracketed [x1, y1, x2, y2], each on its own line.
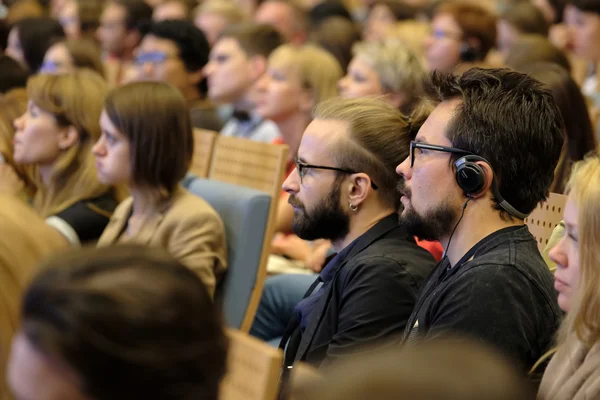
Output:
[349, 203, 358, 213]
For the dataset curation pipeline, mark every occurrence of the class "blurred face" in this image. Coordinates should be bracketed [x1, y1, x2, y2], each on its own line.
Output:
[195, 12, 229, 46]
[92, 110, 132, 185]
[134, 35, 195, 98]
[97, 2, 128, 55]
[8, 333, 88, 400]
[205, 38, 254, 104]
[497, 20, 520, 58]
[533, 0, 556, 24]
[283, 119, 351, 242]
[153, 1, 188, 21]
[6, 28, 26, 69]
[395, 99, 464, 241]
[41, 42, 75, 74]
[364, 3, 397, 42]
[255, 1, 296, 43]
[565, 5, 600, 62]
[425, 13, 463, 73]
[549, 195, 580, 312]
[59, 0, 81, 40]
[254, 57, 311, 123]
[338, 56, 383, 99]
[13, 102, 65, 166]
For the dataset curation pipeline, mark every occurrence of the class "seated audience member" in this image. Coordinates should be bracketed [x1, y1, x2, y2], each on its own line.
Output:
[6, 17, 66, 72]
[9, 71, 117, 245]
[0, 55, 29, 94]
[425, 2, 496, 74]
[504, 35, 571, 72]
[254, 0, 308, 45]
[295, 337, 534, 400]
[0, 195, 68, 400]
[7, 246, 227, 400]
[193, 0, 246, 46]
[309, 1, 352, 29]
[251, 97, 436, 369]
[57, 0, 104, 40]
[152, 0, 195, 21]
[533, 0, 568, 49]
[363, 0, 417, 42]
[388, 19, 432, 64]
[134, 20, 223, 132]
[538, 156, 600, 400]
[338, 40, 425, 116]
[205, 23, 283, 143]
[96, 0, 153, 87]
[254, 44, 341, 264]
[396, 68, 564, 371]
[5, 0, 45, 26]
[521, 63, 596, 194]
[310, 16, 361, 73]
[497, 2, 549, 59]
[94, 81, 227, 297]
[41, 38, 105, 76]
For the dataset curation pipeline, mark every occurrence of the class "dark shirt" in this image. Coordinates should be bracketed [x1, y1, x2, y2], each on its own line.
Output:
[189, 102, 224, 132]
[404, 225, 561, 371]
[281, 213, 436, 369]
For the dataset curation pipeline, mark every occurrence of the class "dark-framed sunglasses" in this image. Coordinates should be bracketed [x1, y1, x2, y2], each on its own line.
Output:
[409, 140, 472, 167]
[294, 158, 378, 190]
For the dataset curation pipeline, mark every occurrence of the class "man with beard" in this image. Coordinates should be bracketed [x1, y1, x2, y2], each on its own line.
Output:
[396, 68, 564, 373]
[250, 97, 436, 371]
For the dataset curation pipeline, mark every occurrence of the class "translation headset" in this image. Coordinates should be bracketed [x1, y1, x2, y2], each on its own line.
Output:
[454, 155, 529, 220]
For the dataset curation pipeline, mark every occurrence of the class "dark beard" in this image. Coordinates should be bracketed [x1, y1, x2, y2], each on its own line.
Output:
[397, 180, 459, 241]
[289, 177, 350, 243]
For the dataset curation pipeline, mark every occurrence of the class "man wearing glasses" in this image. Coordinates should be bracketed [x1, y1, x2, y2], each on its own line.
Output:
[396, 68, 564, 375]
[251, 97, 436, 374]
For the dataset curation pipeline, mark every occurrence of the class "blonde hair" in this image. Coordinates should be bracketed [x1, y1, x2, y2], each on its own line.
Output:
[269, 44, 343, 107]
[27, 70, 110, 217]
[59, 38, 106, 77]
[0, 195, 68, 400]
[558, 155, 600, 347]
[352, 40, 426, 114]
[194, 0, 246, 23]
[387, 19, 430, 61]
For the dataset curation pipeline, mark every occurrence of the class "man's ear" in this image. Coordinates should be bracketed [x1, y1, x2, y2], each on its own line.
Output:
[473, 161, 494, 199]
[188, 67, 204, 86]
[347, 172, 373, 208]
[58, 126, 79, 150]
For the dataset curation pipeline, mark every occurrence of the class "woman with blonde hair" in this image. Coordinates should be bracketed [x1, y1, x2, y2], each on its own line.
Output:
[93, 81, 227, 297]
[10, 70, 117, 245]
[41, 38, 105, 77]
[0, 195, 68, 400]
[539, 155, 600, 399]
[254, 43, 342, 261]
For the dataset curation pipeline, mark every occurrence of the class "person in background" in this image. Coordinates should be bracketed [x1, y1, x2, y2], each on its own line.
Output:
[57, 0, 104, 40]
[0, 195, 68, 400]
[7, 246, 227, 400]
[425, 2, 496, 73]
[309, 16, 361, 74]
[134, 20, 223, 132]
[504, 34, 571, 72]
[497, 2, 549, 59]
[204, 23, 283, 142]
[194, 0, 246, 46]
[93, 82, 227, 297]
[255, 0, 309, 45]
[0, 55, 29, 94]
[363, 0, 417, 42]
[97, 0, 152, 87]
[7, 71, 117, 245]
[41, 37, 105, 77]
[539, 155, 600, 400]
[6, 17, 65, 72]
[152, 0, 196, 21]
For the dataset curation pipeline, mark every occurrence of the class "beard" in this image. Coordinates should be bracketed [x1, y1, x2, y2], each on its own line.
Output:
[289, 177, 350, 243]
[397, 180, 460, 241]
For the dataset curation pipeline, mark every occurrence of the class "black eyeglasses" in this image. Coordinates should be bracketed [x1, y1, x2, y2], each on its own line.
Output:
[409, 140, 472, 167]
[294, 158, 378, 190]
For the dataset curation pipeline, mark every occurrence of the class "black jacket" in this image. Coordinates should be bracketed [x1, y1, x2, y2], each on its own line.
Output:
[281, 213, 436, 369]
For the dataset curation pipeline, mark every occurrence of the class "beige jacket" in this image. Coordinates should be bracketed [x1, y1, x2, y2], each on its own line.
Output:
[97, 188, 227, 297]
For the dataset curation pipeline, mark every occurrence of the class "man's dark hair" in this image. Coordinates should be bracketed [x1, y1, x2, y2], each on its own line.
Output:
[0, 55, 29, 93]
[145, 20, 210, 96]
[569, 0, 600, 14]
[425, 68, 564, 219]
[15, 17, 65, 72]
[114, 0, 153, 31]
[219, 23, 285, 58]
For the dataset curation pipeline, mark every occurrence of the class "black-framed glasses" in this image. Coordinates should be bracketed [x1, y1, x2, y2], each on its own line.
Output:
[409, 140, 472, 167]
[294, 158, 378, 190]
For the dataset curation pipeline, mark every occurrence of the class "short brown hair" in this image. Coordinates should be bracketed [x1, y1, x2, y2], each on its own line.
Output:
[219, 22, 284, 58]
[19, 245, 227, 400]
[104, 82, 193, 195]
[436, 2, 497, 59]
[505, 34, 571, 72]
[50, 37, 106, 77]
[501, 2, 549, 36]
[314, 97, 425, 209]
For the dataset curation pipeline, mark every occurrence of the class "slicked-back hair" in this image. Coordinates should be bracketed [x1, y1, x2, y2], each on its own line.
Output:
[218, 22, 284, 58]
[424, 68, 564, 218]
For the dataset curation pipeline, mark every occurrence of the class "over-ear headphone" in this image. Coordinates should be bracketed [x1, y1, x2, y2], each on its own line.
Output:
[459, 41, 478, 63]
[455, 155, 529, 220]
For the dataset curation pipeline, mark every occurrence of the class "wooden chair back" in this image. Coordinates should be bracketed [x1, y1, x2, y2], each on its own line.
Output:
[525, 192, 568, 252]
[189, 129, 217, 178]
